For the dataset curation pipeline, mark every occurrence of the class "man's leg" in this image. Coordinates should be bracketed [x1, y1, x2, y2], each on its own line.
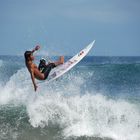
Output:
[54, 56, 64, 66]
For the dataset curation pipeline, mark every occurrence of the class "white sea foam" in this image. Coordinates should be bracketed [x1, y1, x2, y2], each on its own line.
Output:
[26, 93, 140, 140]
[0, 68, 140, 140]
[0, 68, 32, 105]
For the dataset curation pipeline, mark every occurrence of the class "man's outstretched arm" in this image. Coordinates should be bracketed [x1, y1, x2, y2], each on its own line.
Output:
[30, 69, 38, 91]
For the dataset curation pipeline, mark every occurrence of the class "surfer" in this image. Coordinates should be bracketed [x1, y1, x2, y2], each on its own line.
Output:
[24, 45, 64, 91]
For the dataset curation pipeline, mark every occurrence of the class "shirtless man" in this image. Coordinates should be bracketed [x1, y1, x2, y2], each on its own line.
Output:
[24, 45, 64, 91]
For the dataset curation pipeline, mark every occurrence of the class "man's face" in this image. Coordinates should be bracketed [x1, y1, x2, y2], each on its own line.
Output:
[30, 54, 35, 61]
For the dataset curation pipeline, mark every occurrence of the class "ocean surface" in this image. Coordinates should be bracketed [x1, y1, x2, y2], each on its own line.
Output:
[0, 55, 140, 140]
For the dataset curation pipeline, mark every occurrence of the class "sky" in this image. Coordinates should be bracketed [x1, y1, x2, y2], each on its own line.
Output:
[0, 0, 140, 56]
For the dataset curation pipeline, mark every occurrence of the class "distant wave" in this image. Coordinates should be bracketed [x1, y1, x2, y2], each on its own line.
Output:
[0, 59, 3, 67]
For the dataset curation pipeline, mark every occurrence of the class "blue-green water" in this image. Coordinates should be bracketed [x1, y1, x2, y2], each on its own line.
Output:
[0, 56, 140, 140]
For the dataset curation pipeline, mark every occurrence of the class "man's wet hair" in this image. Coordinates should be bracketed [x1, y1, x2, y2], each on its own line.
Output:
[24, 51, 32, 61]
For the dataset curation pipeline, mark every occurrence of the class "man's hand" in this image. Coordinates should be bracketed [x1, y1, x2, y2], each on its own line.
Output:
[35, 45, 40, 51]
[31, 45, 40, 53]
[34, 84, 38, 92]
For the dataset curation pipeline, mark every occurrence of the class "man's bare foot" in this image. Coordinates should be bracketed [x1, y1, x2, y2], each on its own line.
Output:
[60, 56, 64, 64]
[54, 56, 64, 66]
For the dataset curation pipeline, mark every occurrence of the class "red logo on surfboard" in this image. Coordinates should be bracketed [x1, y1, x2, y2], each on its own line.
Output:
[78, 51, 84, 56]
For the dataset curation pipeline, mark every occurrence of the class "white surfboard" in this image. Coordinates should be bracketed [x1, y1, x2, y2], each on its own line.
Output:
[40, 40, 95, 83]
[47, 40, 95, 82]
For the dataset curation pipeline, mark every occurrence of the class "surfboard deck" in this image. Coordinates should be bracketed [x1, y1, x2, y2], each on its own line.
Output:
[39, 40, 95, 84]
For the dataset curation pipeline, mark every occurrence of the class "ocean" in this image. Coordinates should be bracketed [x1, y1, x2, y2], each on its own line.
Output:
[0, 55, 140, 140]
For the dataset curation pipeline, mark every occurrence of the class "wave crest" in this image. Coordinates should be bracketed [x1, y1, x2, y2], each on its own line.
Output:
[27, 93, 140, 140]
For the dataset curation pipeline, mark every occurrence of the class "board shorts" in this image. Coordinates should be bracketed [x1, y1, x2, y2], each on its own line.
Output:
[38, 63, 56, 80]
